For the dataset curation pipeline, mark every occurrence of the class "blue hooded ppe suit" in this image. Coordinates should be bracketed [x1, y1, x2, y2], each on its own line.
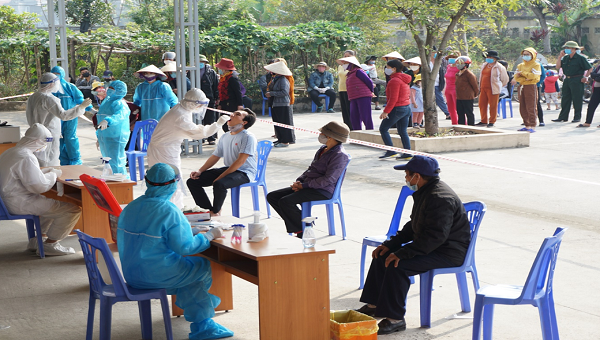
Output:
[117, 163, 234, 340]
[51, 65, 91, 165]
[133, 78, 178, 121]
[95, 80, 130, 175]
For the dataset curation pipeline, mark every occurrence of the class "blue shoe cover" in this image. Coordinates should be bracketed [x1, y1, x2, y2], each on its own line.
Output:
[189, 319, 234, 340]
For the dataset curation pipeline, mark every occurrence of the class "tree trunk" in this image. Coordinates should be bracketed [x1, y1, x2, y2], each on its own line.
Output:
[34, 45, 42, 85]
[531, 6, 551, 54]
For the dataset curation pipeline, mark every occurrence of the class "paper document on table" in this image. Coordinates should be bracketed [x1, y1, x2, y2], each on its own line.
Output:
[100, 174, 127, 181]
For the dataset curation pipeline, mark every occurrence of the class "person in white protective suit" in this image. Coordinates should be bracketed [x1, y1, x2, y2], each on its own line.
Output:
[0, 124, 82, 256]
[25, 72, 92, 167]
[147, 88, 230, 209]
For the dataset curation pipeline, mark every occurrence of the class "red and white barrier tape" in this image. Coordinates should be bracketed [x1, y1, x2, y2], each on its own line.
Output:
[0, 93, 34, 101]
[208, 107, 600, 186]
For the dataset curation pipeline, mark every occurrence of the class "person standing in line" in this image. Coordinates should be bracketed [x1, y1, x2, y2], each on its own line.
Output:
[198, 54, 220, 145]
[454, 56, 478, 126]
[444, 51, 460, 124]
[576, 63, 600, 127]
[552, 41, 593, 123]
[429, 48, 450, 120]
[544, 70, 561, 111]
[410, 74, 424, 127]
[364, 55, 383, 110]
[265, 61, 296, 147]
[535, 61, 547, 126]
[215, 58, 244, 132]
[475, 50, 508, 128]
[378, 59, 413, 160]
[337, 50, 355, 129]
[338, 56, 374, 130]
[512, 48, 541, 132]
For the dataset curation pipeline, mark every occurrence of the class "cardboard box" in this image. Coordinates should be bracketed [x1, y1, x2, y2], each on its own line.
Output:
[184, 211, 211, 222]
[330, 310, 378, 340]
[0, 126, 20, 143]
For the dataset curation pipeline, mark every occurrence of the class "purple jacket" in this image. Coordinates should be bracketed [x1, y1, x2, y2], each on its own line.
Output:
[346, 67, 374, 100]
[296, 144, 350, 197]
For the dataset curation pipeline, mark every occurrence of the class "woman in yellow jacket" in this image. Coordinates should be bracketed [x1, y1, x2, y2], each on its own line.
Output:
[511, 48, 541, 132]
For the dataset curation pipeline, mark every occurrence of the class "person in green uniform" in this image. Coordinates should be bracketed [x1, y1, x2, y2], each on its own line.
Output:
[552, 41, 593, 123]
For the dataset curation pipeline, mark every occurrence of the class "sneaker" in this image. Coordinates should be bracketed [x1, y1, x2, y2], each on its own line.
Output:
[317, 106, 323, 113]
[539, 122, 545, 127]
[413, 123, 419, 127]
[518, 127, 528, 131]
[274, 143, 289, 148]
[37, 242, 76, 256]
[327, 108, 335, 113]
[475, 122, 486, 126]
[445, 115, 451, 120]
[374, 106, 382, 110]
[571, 119, 581, 123]
[207, 141, 216, 145]
[527, 129, 536, 133]
[486, 123, 494, 128]
[396, 154, 413, 160]
[379, 152, 399, 159]
[27, 237, 47, 252]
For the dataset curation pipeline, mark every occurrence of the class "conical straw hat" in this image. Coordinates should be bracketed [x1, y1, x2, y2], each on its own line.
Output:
[134, 65, 166, 79]
[337, 56, 361, 67]
[264, 61, 292, 76]
[382, 51, 405, 61]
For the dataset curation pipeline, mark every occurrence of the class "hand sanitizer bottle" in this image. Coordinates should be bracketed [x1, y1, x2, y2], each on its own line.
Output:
[102, 157, 113, 177]
[301, 216, 317, 248]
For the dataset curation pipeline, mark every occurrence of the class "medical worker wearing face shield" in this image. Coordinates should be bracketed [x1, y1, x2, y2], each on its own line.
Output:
[25, 72, 92, 166]
[0, 124, 82, 256]
[132, 65, 179, 121]
[148, 88, 230, 209]
[118, 163, 233, 340]
[96, 80, 131, 175]
[50, 65, 95, 166]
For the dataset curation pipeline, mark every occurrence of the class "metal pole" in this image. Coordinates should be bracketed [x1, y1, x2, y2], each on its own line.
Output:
[47, 0, 69, 80]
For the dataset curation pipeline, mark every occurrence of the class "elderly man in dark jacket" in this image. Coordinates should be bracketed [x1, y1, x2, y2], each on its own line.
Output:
[356, 155, 471, 335]
[198, 54, 220, 144]
[267, 121, 350, 237]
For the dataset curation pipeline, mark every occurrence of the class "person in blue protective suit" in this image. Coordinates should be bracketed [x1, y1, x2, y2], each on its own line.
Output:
[50, 66, 94, 165]
[132, 65, 179, 121]
[95, 80, 131, 175]
[118, 163, 234, 340]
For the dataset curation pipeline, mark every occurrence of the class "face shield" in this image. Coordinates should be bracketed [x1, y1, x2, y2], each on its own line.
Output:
[33, 136, 54, 164]
[39, 73, 61, 93]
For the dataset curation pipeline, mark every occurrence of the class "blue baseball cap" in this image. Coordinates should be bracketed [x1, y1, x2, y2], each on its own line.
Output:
[394, 155, 441, 177]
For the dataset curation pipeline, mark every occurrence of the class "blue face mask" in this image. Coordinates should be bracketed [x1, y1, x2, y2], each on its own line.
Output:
[218, 69, 224, 75]
[107, 89, 115, 97]
[576, 50, 581, 54]
[199, 63, 205, 69]
[522, 55, 532, 61]
[564, 49, 571, 55]
[448, 58, 456, 64]
[405, 174, 418, 191]
[434, 53, 437, 58]
[171, 72, 176, 78]
[485, 58, 494, 64]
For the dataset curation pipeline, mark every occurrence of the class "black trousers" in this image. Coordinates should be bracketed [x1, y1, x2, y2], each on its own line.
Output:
[537, 87, 544, 124]
[271, 106, 296, 143]
[186, 167, 249, 214]
[585, 87, 600, 124]
[339, 91, 352, 130]
[456, 99, 475, 126]
[266, 187, 328, 233]
[309, 89, 336, 109]
[360, 251, 457, 320]
[372, 84, 381, 103]
[202, 100, 217, 142]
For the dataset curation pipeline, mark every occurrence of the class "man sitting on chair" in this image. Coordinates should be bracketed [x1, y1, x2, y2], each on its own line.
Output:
[355, 156, 471, 335]
[186, 109, 257, 216]
[267, 121, 350, 238]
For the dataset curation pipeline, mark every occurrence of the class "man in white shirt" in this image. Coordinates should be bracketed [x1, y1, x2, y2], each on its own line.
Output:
[186, 109, 258, 216]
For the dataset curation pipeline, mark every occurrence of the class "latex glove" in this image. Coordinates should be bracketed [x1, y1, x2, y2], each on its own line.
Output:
[217, 115, 230, 125]
[42, 167, 54, 174]
[51, 168, 63, 178]
[98, 120, 108, 130]
[325, 87, 330, 90]
[204, 226, 223, 241]
[87, 108, 98, 114]
[79, 98, 92, 109]
[192, 227, 204, 235]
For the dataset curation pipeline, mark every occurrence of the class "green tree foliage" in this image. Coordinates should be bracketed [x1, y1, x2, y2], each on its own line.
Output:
[126, 0, 174, 32]
[548, 0, 600, 52]
[58, 0, 114, 27]
[0, 6, 39, 39]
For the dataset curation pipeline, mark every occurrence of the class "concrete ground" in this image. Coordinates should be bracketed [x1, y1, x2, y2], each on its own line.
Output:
[1, 102, 599, 340]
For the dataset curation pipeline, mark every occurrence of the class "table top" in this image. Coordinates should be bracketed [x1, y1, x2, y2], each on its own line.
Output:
[46, 165, 136, 188]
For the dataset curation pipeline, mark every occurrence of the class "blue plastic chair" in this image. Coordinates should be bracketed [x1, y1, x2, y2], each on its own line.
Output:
[0, 191, 45, 258]
[76, 230, 173, 340]
[359, 186, 414, 289]
[311, 94, 330, 113]
[472, 227, 567, 340]
[257, 80, 272, 117]
[419, 201, 487, 327]
[231, 140, 273, 218]
[126, 119, 158, 182]
[301, 156, 351, 239]
[497, 88, 514, 119]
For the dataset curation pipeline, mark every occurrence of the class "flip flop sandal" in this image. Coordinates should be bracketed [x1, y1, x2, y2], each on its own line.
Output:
[576, 124, 590, 128]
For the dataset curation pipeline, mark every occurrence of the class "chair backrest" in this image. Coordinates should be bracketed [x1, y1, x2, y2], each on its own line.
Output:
[462, 201, 487, 266]
[128, 119, 158, 152]
[331, 156, 352, 199]
[79, 174, 123, 242]
[520, 227, 567, 301]
[254, 140, 273, 182]
[76, 230, 130, 299]
[385, 186, 415, 239]
[256, 79, 268, 100]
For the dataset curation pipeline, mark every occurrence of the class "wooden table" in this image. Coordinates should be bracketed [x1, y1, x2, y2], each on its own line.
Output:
[42, 165, 136, 242]
[0, 142, 16, 156]
[173, 227, 335, 340]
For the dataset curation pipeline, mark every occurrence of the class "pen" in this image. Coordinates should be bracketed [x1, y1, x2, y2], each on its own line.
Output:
[64, 179, 80, 181]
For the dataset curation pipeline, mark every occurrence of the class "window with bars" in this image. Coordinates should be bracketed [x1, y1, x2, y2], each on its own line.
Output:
[595, 27, 600, 34]
[582, 27, 589, 34]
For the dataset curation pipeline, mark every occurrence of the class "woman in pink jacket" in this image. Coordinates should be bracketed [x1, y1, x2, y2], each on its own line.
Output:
[444, 51, 460, 124]
[338, 56, 374, 130]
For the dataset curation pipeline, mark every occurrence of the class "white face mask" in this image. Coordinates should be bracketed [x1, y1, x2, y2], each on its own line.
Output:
[343, 64, 350, 70]
[384, 68, 394, 76]
[410, 65, 419, 71]
[405, 174, 418, 191]
[229, 123, 244, 133]
[318, 134, 328, 144]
